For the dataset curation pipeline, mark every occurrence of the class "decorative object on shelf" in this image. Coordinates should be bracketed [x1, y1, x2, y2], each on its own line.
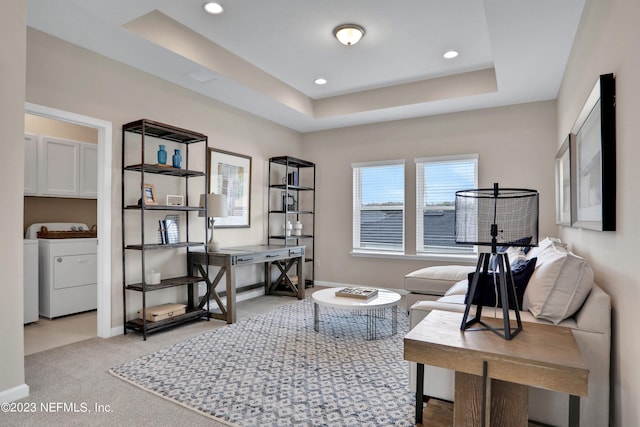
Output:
[281, 191, 296, 211]
[287, 171, 298, 186]
[455, 183, 539, 340]
[172, 149, 182, 168]
[157, 144, 167, 165]
[283, 220, 293, 237]
[165, 194, 184, 206]
[209, 148, 251, 227]
[142, 183, 157, 205]
[555, 134, 573, 226]
[294, 221, 302, 236]
[165, 215, 179, 244]
[146, 270, 161, 285]
[570, 73, 616, 231]
[335, 287, 378, 299]
[157, 215, 180, 244]
[199, 193, 228, 251]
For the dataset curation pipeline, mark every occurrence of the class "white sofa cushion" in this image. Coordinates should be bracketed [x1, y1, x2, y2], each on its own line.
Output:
[524, 244, 594, 324]
[404, 265, 475, 295]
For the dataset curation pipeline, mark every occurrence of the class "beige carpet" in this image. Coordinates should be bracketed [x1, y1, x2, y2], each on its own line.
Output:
[7, 294, 316, 426]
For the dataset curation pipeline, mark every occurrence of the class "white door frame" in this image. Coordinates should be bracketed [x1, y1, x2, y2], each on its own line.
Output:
[25, 102, 112, 338]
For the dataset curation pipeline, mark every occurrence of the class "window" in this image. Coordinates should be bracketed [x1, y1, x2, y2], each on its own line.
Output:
[415, 154, 478, 254]
[352, 160, 405, 252]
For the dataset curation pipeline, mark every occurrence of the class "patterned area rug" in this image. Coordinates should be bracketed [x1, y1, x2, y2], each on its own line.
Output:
[110, 298, 415, 426]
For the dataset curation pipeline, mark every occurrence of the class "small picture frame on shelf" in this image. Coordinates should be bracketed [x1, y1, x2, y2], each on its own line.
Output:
[142, 183, 158, 205]
[166, 194, 184, 206]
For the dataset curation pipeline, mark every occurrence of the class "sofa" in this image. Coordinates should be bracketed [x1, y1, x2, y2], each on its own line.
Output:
[405, 238, 611, 427]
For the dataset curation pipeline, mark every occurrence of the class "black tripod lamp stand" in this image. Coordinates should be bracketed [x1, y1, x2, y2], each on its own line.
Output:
[454, 183, 538, 340]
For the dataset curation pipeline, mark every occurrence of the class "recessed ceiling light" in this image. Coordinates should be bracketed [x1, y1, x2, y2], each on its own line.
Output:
[203, 2, 223, 14]
[314, 78, 327, 85]
[443, 50, 459, 59]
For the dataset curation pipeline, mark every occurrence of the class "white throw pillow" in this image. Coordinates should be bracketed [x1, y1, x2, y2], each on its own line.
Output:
[526, 237, 565, 260]
[523, 245, 594, 324]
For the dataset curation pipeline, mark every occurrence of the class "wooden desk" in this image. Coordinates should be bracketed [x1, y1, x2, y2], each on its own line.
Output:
[188, 245, 305, 324]
[404, 310, 588, 427]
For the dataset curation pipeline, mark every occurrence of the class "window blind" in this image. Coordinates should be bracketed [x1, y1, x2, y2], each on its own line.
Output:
[415, 155, 478, 254]
[352, 160, 405, 252]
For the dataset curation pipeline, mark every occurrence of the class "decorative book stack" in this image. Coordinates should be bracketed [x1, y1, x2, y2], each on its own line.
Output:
[335, 287, 378, 299]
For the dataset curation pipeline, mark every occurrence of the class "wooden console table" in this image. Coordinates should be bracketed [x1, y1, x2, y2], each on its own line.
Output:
[188, 245, 305, 324]
[404, 310, 588, 426]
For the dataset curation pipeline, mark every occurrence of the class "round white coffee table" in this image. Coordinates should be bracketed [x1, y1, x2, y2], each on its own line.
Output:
[311, 287, 401, 340]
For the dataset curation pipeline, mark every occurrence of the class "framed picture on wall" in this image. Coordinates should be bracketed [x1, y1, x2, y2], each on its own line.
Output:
[555, 134, 573, 226]
[208, 148, 252, 228]
[570, 73, 616, 231]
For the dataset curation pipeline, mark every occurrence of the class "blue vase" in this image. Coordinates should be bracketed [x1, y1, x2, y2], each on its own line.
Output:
[157, 145, 167, 165]
[172, 149, 182, 168]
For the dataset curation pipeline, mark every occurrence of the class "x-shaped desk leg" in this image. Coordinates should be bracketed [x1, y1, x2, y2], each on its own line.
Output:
[270, 259, 299, 294]
[195, 263, 227, 321]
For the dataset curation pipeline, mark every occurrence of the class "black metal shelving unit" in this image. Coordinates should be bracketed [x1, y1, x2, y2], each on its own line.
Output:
[121, 119, 209, 339]
[267, 156, 315, 287]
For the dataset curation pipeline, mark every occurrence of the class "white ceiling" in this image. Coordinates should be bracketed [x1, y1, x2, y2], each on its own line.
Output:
[26, 0, 586, 133]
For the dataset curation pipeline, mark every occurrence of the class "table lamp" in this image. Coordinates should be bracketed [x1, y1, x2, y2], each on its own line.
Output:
[199, 193, 228, 252]
[454, 183, 538, 340]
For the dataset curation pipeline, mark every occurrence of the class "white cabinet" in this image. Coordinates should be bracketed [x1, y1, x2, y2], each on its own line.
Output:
[79, 142, 98, 197]
[39, 136, 79, 196]
[24, 133, 38, 196]
[24, 134, 97, 199]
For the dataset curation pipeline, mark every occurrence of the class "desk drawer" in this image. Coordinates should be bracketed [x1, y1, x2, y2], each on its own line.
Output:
[288, 248, 305, 257]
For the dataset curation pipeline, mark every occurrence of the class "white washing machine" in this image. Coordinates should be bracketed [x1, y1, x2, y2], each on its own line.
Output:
[26, 223, 98, 319]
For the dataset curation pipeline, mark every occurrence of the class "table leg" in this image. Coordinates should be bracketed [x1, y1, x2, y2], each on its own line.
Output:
[225, 256, 236, 324]
[314, 302, 319, 332]
[392, 305, 397, 336]
[569, 395, 580, 427]
[416, 363, 424, 424]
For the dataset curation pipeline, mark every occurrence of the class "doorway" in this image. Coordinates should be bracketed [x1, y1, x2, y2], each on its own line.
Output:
[24, 102, 112, 339]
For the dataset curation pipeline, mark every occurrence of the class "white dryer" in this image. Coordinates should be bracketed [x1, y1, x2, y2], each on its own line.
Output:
[26, 223, 98, 319]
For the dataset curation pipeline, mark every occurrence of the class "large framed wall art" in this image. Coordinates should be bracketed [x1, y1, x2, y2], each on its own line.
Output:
[555, 134, 573, 226]
[570, 73, 616, 231]
[208, 148, 252, 228]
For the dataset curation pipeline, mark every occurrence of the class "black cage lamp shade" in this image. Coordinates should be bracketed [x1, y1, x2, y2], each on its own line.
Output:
[455, 183, 539, 340]
[455, 184, 539, 253]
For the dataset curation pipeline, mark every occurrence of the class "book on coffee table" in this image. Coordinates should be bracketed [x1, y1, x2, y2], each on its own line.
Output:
[335, 287, 378, 299]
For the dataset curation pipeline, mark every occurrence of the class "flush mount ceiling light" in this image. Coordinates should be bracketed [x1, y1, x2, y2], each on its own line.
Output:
[443, 50, 459, 59]
[314, 78, 327, 85]
[203, 2, 223, 14]
[333, 24, 365, 46]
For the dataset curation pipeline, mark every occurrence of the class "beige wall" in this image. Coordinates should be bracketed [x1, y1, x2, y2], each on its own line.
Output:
[0, 0, 27, 399]
[26, 28, 302, 327]
[557, 0, 640, 425]
[25, 114, 98, 143]
[302, 101, 558, 288]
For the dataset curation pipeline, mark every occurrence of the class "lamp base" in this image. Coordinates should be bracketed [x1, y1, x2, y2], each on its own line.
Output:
[460, 252, 522, 340]
[208, 240, 222, 252]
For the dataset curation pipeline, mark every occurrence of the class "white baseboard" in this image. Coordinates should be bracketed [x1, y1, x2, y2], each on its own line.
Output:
[0, 384, 29, 403]
[111, 325, 125, 337]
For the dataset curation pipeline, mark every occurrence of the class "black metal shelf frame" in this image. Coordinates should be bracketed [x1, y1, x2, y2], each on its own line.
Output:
[267, 156, 316, 288]
[121, 119, 210, 340]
